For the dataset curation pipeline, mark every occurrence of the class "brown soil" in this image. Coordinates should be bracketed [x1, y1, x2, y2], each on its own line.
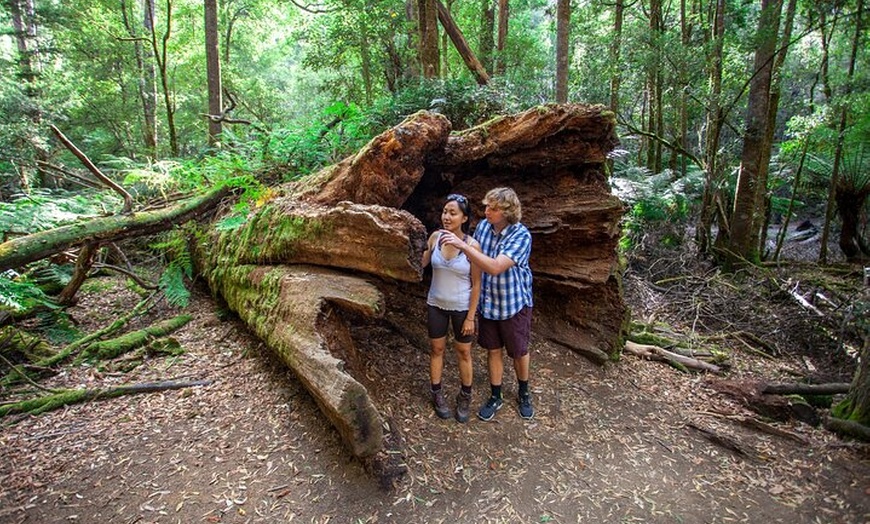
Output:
[1, 244, 869, 523]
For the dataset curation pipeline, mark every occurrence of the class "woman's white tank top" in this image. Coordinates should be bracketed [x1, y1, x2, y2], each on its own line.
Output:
[427, 235, 472, 312]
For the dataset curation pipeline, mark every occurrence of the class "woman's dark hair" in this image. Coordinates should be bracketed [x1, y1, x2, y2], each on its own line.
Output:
[446, 193, 472, 233]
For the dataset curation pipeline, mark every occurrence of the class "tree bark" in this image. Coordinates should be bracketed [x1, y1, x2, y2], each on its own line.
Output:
[479, 0, 495, 73]
[204, 0, 223, 146]
[418, 0, 440, 78]
[609, 0, 623, 114]
[0, 187, 229, 273]
[727, 0, 783, 266]
[147, 0, 179, 157]
[555, 0, 570, 103]
[436, 0, 490, 85]
[495, 0, 508, 75]
[833, 335, 870, 426]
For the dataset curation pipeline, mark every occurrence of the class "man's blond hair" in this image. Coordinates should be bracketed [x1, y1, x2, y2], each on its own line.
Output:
[483, 187, 522, 224]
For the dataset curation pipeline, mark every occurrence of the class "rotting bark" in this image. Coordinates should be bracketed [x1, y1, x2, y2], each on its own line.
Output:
[0, 186, 229, 273]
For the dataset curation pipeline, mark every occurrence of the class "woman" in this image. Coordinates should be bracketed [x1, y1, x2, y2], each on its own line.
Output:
[421, 193, 482, 423]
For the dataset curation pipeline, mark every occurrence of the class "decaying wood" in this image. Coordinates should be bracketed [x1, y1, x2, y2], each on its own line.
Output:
[762, 382, 851, 395]
[0, 187, 229, 273]
[0, 379, 212, 418]
[198, 260, 406, 480]
[706, 378, 821, 426]
[57, 242, 98, 306]
[202, 201, 426, 283]
[625, 340, 723, 374]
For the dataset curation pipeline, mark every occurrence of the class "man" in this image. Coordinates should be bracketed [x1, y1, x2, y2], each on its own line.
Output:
[438, 187, 535, 420]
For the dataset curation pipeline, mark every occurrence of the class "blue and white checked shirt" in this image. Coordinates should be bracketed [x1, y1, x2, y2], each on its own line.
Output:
[473, 220, 533, 320]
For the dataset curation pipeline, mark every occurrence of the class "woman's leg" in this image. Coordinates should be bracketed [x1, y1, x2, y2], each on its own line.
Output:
[454, 341, 473, 387]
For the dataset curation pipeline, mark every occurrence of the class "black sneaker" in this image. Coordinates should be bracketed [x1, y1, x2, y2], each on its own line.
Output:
[455, 391, 471, 423]
[518, 393, 534, 420]
[477, 395, 504, 421]
[432, 389, 451, 419]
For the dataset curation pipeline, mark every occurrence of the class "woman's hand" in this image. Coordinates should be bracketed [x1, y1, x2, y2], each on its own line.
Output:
[461, 317, 475, 336]
[438, 230, 467, 251]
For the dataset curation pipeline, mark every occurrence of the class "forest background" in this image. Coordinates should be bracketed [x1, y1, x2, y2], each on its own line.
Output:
[0, 0, 869, 433]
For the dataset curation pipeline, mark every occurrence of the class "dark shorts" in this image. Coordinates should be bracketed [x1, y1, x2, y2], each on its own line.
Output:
[427, 305, 474, 344]
[478, 306, 532, 358]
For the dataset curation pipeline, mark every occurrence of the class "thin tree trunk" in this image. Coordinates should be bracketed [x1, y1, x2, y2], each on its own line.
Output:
[479, 0, 495, 73]
[436, 0, 490, 85]
[773, 138, 808, 261]
[697, 0, 725, 255]
[148, 0, 179, 157]
[609, 0, 623, 114]
[120, 0, 157, 157]
[555, 0, 570, 103]
[495, 0, 508, 75]
[205, 0, 223, 146]
[820, 0, 863, 263]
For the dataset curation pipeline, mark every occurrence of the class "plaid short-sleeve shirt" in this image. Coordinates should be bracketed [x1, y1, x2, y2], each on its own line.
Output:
[473, 220, 533, 320]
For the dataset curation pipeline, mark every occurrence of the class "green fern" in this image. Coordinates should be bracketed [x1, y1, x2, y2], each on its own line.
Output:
[158, 265, 191, 308]
[151, 229, 194, 307]
[0, 271, 59, 312]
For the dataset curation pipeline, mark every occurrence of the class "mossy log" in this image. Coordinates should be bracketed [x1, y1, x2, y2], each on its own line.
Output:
[77, 314, 192, 363]
[200, 201, 426, 283]
[0, 187, 228, 273]
[0, 379, 212, 418]
[201, 262, 398, 465]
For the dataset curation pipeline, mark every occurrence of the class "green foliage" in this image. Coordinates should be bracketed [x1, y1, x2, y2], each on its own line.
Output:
[34, 310, 81, 345]
[0, 272, 58, 312]
[151, 230, 194, 308]
[611, 157, 705, 251]
[0, 188, 122, 236]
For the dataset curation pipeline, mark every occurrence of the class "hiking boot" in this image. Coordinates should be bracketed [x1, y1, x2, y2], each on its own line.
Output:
[455, 391, 471, 423]
[477, 395, 503, 421]
[518, 392, 534, 420]
[432, 389, 451, 419]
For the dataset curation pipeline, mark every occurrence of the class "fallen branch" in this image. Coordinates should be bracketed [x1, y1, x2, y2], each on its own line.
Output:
[0, 379, 212, 418]
[625, 341, 723, 374]
[49, 124, 135, 213]
[92, 262, 158, 289]
[76, 314, 192, 363]
[762, 382, 851, 396]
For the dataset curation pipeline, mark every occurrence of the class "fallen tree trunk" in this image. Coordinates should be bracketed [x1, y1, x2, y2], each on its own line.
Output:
[198, 260, 406, 482]
[0, 186, 229, 272]
[0, 379, 212, 418]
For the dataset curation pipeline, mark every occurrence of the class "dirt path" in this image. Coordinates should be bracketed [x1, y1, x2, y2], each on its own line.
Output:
[1, 278, 868, 523]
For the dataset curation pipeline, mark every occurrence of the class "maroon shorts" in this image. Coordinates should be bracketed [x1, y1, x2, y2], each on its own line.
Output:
[478, 306, 532, 358]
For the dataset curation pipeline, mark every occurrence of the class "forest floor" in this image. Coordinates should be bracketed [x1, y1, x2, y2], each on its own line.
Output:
[0, 225, 868, 524]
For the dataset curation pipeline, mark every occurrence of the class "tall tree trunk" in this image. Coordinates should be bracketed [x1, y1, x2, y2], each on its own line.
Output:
[645, 0, 664, 173]
[418, 0, 440, 78]
[495, 0, 508, 75]
[147, 0, 179, 157]
[726, 0, 782, 266]
[609, 0, 623, 114]
[697, 0, 726, 255]
[479, 0, 495, 73]
[436, 0, 490, 85]
[677, 0, 690, 178]
[755, 0, 797, 259]
[820, 0, 864, 263]
[555, 0, 570, 103]
[833, 335, 870, 427]
[204, 0, 223, 147]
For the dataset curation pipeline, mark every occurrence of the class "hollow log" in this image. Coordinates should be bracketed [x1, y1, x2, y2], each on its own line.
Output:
[199, 261, 405, 478]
